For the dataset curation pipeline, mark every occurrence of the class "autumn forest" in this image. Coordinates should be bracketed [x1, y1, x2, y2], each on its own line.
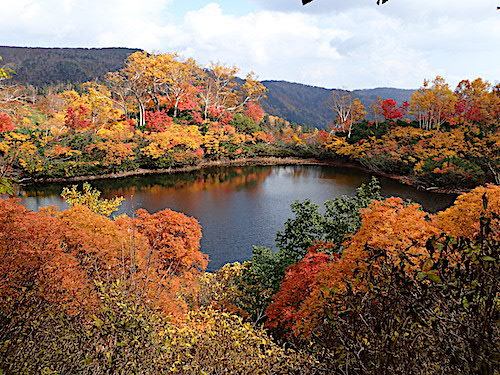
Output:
[0, 45, 499, 374]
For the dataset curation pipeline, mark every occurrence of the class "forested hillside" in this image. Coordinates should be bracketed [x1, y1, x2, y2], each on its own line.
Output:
[0, 46, 141, 86]
[261, 80, 415, 128]
[0, 47, 413, 128]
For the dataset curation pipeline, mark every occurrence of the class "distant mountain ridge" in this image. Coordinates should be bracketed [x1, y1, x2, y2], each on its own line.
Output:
[0, 46, 141, 86]
[0, 46, 415, 128]
[261, 80, 415, 128]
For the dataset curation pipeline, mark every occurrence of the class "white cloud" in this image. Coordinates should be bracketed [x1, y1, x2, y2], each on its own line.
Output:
[250, 0, 371, 14]
[1, 0, 499, 89]
[175, 4, 345, 68]
[1, 0, 174, 48]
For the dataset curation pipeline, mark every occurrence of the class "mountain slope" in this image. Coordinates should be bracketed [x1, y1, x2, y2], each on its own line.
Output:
[262, 80, 415, 128]
[0, 46, 141, 86]
[261, 81, 334, 128]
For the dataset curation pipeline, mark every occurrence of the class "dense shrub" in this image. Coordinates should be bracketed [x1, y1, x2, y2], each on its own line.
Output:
[286, 224, 498, 374]
[230, 113, 261, 134]
[192, 185, 499, 374]
[416, 156, 486, 188]
[246, 142, 293, 157]
[347, 120, 391, 143]
[360, 151, 414, 175]
[0, 283, 313, 375]
[263, 184, 499, 374]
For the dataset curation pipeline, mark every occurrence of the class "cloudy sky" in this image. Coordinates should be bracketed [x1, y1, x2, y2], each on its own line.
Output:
[2, 0, 499, 89]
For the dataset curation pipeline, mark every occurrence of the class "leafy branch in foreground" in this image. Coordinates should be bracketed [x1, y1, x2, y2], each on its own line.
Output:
[0, 177, 13, 195]
[61, 182, 124, 216]
[290, 217, 499, 374]
[264, 185, 499, 374]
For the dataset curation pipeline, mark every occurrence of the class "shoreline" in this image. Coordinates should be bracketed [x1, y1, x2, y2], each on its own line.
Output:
[25, 157, 467, 195]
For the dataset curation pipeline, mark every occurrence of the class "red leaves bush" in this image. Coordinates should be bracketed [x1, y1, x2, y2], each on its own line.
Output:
[145, 110, 173, 132]
[65, 106, 92, 130]
[0, 112, 15, 132]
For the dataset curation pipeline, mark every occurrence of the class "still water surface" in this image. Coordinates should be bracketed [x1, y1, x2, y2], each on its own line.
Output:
[20, 165, 457, 271]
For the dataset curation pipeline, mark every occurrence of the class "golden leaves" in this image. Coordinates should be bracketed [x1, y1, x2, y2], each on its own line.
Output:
[61, 182, 124, 216]
[436, 184, 500, 240]
[141, 124, 203, 160]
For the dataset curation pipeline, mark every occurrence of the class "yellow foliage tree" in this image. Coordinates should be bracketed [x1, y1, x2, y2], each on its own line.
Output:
[411, 76, 457, 130]
[141, 124, 203, 160]
[61, 182, 124, 216]
[60, 83, 123, 130]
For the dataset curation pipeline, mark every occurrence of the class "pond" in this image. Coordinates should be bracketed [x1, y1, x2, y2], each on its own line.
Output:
[19, 165, 457, 271]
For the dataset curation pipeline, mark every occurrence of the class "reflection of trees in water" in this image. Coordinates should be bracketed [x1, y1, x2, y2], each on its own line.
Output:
[19, 165, 456, 213]
[279, 165, 368, 188]
[114, 167, 274, 199]
[18, 182, 72, 199]
[21, 166, 274, 199]
[285, 166, 313, 180]
[317, 169, 369, 187]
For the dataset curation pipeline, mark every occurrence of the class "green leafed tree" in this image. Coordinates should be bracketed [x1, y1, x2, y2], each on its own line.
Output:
[236, 177, 382, 323]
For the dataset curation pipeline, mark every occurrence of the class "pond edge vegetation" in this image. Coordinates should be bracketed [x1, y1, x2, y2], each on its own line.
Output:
[27, 156, 467, 194]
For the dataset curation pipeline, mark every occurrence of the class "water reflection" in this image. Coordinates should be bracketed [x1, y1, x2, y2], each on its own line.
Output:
[19, 165, 457, 271]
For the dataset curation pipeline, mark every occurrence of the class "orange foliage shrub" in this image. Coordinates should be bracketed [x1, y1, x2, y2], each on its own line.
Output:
[0, 199, 207, 317]
[281, 198, 439, 334]
[436, 184, 499, 240]
[267, 187, 500, 337]
[0, 199, 95, 313]
[131, 208, 207, 275]
[57, 205, 133, 277]
[244, 102, 264, 122]
[126, 209, 208, 315]
[342, 197, 439, 263]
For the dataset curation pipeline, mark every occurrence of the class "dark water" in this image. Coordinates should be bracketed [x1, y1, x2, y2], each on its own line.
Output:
[19, 165, 457, 271]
